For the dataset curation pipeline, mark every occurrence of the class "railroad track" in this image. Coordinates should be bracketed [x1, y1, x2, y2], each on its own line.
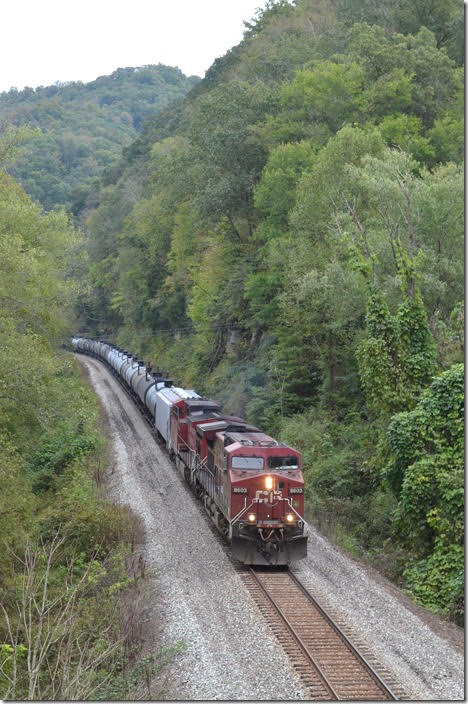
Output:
[241, 568, 400, 700]
[79, 353, 403, 699]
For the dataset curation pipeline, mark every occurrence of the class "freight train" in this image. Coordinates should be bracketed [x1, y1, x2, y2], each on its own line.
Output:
[72, 337, 308, 565]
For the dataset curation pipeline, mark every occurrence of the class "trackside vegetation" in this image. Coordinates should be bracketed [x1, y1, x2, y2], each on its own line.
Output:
[0, 146, 180, 698]
[75, 1, 463, 622]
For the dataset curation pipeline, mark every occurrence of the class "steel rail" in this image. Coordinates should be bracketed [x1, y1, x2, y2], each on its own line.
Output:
[288, 570, 398, 700]
[249, 568, 399, 701]
[248, 568, 341, 700]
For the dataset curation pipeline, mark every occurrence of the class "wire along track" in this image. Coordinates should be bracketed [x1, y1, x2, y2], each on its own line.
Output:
[241, 568, 399, 701]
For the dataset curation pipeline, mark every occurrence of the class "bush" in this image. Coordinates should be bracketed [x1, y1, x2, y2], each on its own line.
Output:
[404, 540, 464, 622]
[39, 465, 144, 560]
[28, 423, 99, 493]
[279, 408, 378, 501]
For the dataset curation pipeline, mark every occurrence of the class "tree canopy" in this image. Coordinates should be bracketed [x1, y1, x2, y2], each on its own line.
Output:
[0, 65, 199, 210]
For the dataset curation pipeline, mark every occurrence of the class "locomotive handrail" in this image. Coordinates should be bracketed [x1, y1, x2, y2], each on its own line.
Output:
[230, 499, 254, 526]
[176, 435, 198, 475]
[175, 436, 214, 479]
[285, 498, 309, 525]
[176, 434, 193, 456]
[193, 453, 217, 493]
[230, 497, 309, 532]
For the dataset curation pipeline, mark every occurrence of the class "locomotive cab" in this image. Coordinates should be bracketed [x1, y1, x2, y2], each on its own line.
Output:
[191, 418, 260, 513]
[169, 394, 207, 456]
[221, 432, 308, 565]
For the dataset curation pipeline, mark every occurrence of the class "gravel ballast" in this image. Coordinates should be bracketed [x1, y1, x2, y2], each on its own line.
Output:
[78, 356, 308, 700]
[293, 534, 464, 700]
[77, 355, 464, 701]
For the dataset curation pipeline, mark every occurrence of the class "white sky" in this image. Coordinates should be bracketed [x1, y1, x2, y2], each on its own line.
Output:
[1, 0, 268, 93]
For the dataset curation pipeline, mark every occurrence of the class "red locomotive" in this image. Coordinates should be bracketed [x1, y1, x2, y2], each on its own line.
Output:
[72, 337, 308, 565]
[169, 399, 308, 565]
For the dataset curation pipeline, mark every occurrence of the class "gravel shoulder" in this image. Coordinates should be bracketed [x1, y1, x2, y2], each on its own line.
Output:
[292, 528, 464, 700]
[77, 354, 464, 701]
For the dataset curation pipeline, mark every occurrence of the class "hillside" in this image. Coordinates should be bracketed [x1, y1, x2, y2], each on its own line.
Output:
[78, 0, 464, 624]
[0, 65, 199, 210]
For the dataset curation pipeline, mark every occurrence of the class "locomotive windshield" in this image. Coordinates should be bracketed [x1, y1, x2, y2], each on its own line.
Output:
[231, 456, 264, 470]
[268, 456, 299, 469]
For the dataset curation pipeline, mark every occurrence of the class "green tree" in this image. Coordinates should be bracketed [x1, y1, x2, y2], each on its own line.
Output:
[347, 23, 459, 126]
[356, 286, 436, 417]
[377, 114, 435, 165]
[265, 61, 364, 146]
[254, 140, 315, 234]
[0, 172, 80, 435]
[393, 0, 464, 61]
[188, 80, 272, 235]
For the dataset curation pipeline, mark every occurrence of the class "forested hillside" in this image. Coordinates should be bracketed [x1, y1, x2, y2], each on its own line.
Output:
[77, 0, 464, 623]
[0, 65, 199, 210]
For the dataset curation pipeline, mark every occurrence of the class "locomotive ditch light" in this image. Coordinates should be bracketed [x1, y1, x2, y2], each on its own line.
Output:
[248, 513, 256, 523]
[285, 513, 295, 522]
[265, 475, 273, 490]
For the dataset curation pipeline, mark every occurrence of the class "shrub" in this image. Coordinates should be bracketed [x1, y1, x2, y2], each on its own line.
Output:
[404, 540, 464, 622]
[28, 423, 99, 493]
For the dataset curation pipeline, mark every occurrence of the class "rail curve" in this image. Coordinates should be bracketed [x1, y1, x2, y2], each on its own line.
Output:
[75, 350, 404, 699]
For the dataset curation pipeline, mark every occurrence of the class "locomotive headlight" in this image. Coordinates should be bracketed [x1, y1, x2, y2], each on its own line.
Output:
[285, 513, 295, 522]
[248, 513, 256, 523]
[265, 475, 273, 490]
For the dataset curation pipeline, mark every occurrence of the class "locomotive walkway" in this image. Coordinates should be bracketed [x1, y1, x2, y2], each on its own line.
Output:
[241, 568, 402, 700]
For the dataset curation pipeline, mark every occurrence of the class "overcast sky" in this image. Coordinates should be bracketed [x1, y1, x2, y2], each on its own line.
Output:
[2, 0, 268, 93]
